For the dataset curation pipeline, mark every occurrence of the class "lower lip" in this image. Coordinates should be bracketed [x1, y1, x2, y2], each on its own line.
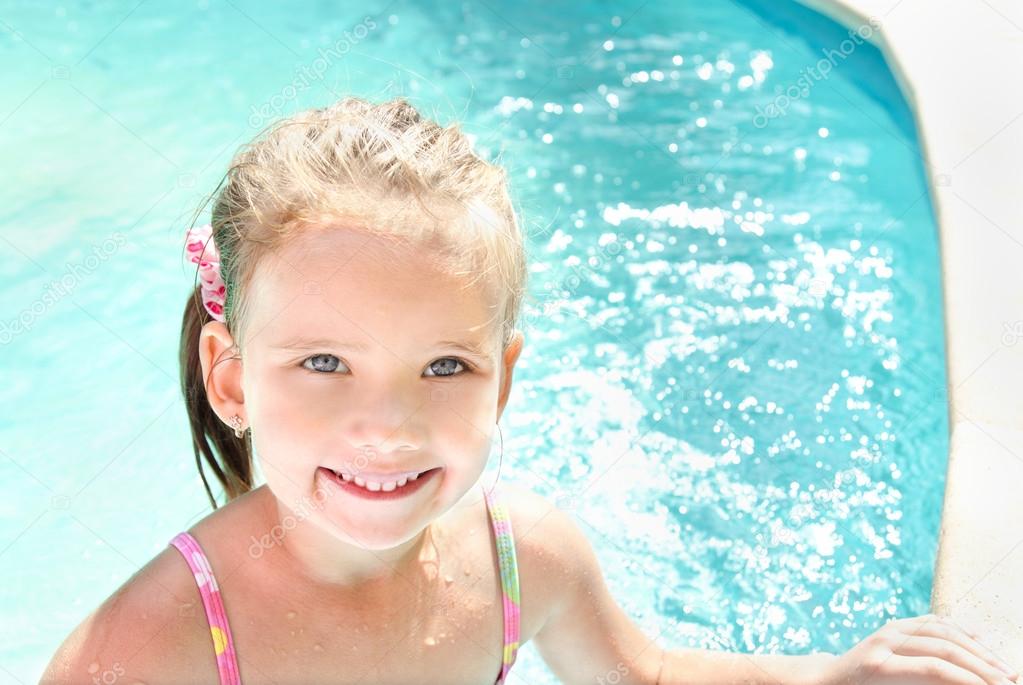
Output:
[317, 466, 440, 501]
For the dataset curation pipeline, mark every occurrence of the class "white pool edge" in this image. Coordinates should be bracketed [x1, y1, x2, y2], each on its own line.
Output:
[792, 0, 1023, 659]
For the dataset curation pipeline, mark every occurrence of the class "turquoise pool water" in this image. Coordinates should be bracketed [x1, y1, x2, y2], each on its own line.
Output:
[0, 1, 947, 682]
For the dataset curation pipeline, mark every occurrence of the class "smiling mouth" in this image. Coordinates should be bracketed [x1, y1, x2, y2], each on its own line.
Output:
[324, 467, 439, 493]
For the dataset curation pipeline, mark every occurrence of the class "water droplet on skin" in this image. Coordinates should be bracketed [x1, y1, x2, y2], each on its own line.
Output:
[290, 629, 296, 636]
[87, 663, 100, 674]
[425, 636, 437, 646]
[444, 574, 454, 584]
[286, 610, 297, 619]
[463, 567, 471, 575]
[313, 643, 324, 652]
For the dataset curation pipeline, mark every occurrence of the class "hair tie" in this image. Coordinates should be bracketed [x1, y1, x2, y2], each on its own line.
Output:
[185, 223, 227, 322]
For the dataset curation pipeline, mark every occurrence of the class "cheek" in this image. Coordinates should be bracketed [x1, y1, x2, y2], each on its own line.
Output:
[428, 386, 501, 465]
[251, 365, 335, 420]
[246, 370, 325, 466]
[430, 377, 499, 428]
[256, 394, 309, 432]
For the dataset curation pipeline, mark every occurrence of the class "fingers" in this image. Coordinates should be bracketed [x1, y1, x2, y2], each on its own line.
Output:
[895, 636, 1014, 685]
[962, 630, 1020, 681]
[883, 654, 992, 685]
[908, 616, 1019, 680]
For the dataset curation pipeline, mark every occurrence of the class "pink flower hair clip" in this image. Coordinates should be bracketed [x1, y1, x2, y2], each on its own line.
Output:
[185, 223, 227, 322]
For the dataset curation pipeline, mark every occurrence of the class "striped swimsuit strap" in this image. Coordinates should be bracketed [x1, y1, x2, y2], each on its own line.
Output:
[482, 485, 522, 684]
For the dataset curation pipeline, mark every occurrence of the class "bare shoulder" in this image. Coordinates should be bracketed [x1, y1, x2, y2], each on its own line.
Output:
[40, 541, 218, 685]
[499, 482, 598, 561]
[498, 484, 665, 683]
[496, 484, 604, 630]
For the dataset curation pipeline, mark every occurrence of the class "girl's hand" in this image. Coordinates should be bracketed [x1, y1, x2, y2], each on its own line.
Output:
[821, 613, 1020, 685]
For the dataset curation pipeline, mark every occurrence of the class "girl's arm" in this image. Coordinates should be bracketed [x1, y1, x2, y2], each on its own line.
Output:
[657, 648, 836, 685]
[524, 499, 832, 685]
[521, 492, 1019, 685]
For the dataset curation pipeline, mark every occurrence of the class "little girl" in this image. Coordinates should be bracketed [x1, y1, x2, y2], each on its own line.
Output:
[44, 97, 1018, 685]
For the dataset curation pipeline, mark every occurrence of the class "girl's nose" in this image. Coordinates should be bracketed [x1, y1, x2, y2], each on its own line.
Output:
[351, 439, 418, 459]
[344, 405, 421, 455]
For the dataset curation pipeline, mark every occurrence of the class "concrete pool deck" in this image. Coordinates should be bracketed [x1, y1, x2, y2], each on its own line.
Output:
[796, 0, 1023, 662]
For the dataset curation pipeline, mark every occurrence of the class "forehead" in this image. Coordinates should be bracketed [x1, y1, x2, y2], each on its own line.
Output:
[248, 226, 498, 350]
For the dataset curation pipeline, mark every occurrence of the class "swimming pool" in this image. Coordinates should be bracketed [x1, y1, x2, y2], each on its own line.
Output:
[0, 1, 946, 682]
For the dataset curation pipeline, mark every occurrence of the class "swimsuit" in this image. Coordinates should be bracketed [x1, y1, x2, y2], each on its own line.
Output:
[169, 484, 521, 684]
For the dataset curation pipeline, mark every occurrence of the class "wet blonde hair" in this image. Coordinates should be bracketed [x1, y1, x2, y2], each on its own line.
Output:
[179, 96, 529, 508]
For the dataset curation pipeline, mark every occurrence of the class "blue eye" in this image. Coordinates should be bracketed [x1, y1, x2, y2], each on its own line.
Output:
[424, 357, 469, 378]
[300, 354, 471, 377]
[302, 354, 348, 374]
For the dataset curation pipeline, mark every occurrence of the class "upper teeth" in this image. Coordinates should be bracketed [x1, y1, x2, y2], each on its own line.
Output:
[336, 470, 421, 492]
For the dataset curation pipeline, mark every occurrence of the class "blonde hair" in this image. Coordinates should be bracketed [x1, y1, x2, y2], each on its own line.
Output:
[179, 96, 529, 507]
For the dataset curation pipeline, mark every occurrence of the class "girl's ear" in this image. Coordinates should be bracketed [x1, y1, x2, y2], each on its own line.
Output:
[198, 320, 246, 424]
[496, 329, 524, 421]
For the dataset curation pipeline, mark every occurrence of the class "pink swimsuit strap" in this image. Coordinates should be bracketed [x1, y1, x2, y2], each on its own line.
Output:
[169, 532, 241, 685]
[169, 485, 520, 684]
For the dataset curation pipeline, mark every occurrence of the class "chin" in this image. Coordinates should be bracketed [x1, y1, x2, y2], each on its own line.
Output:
[320, 516, 428, 551]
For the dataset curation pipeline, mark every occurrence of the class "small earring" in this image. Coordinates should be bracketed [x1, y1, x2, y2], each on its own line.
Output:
[228, 414, 245, 439]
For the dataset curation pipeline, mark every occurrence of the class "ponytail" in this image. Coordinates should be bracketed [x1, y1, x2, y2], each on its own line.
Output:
[179, 285, 254, 509]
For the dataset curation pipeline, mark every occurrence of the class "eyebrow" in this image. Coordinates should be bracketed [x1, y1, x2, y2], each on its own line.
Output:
[270, 337, 491, 358]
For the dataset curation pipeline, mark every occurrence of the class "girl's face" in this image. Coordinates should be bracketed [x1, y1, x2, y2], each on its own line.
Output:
[232, 226, 522, 550]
